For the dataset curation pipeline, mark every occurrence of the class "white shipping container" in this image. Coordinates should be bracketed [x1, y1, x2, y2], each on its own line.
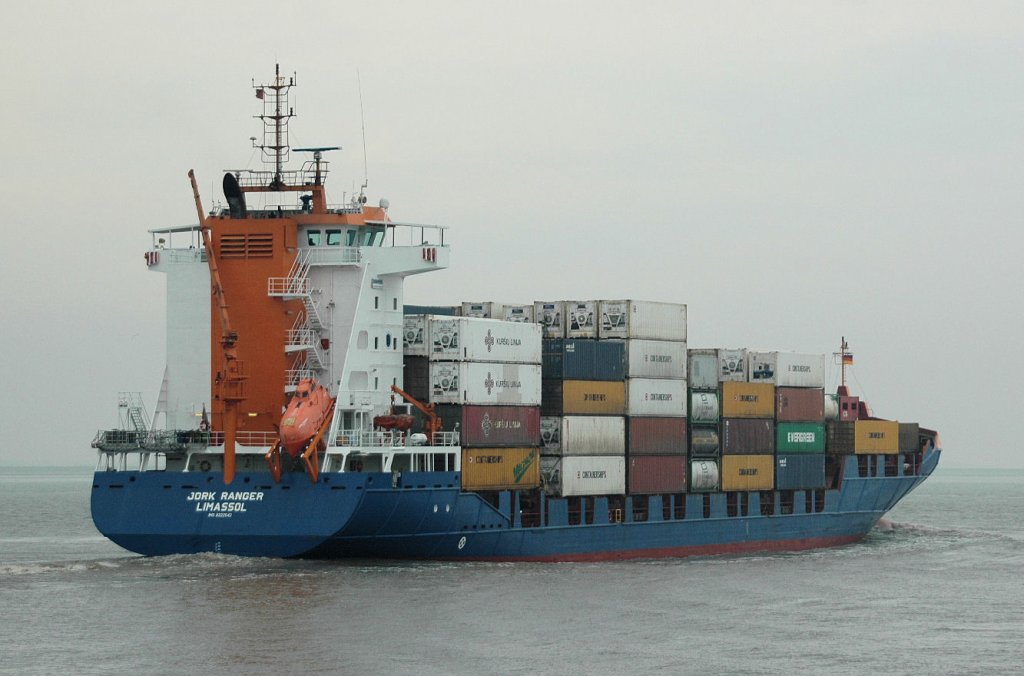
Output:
[403, 314, 429, 356]
[429, 362, 543, 406]
[557, 416, 626, 456]
[824, 394, 840, 421]
[540, 416, 561, 452]
[689, 391, 720, 423]
[533, 301, 566, 339]
[548, 455, 627, 497]
[566, 300, 598, 339]
[747, 351, 825, 387]
[626, 378, 688, 417]
[502, 304, 536, 323]
[687, 348, 719, 390]
[626, 339, 687, 379]
[690, 460, 720, 491]
[429, 317, 542, 364]
[461, 301, 505, 319]
[718, 348, 748, 382]
[598, 300, 688, 340]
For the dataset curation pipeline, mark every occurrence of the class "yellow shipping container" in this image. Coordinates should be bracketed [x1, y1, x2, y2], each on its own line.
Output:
[461, 448, 541, 491]
[721, 454, 775, 491]
[854, 420, 900, 454]
[562, 380, 627, 415]
[720, 382, 775, 418]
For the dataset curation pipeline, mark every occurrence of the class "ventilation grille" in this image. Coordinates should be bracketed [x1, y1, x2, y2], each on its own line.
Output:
[219, 233, 274, 259]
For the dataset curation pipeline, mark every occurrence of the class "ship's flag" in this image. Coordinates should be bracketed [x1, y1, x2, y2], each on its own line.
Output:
[256, 87, 265, 99]
[842, 354, 854, 366]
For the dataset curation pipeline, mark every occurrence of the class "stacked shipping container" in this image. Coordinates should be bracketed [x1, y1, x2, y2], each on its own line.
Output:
[686, 349, 721, 491]
[402, 315, 543, 492]
[403, 305, 927, 504]
[538, 300, 688, 497]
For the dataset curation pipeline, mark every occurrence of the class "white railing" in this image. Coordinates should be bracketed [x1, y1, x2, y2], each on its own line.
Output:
[305, 247, 360, 265]
[285, 367, 315, 390]
[285, 327, 326, 369]
[267, 276, 309, 296]
[334, 429, 407, 448]
[157, 249, 207, 264]
[331, 428, 461, 448]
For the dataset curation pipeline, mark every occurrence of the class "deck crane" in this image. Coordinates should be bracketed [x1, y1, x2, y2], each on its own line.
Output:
[379, 385, 443, 444]
[189, 169, 247, 485]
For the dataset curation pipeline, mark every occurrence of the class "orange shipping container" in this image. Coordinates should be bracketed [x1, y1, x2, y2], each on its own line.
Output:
[721, 454, 775, 491]
[561, 380, 627, 415]
[461, 448, 541, 491]
[854, 420, 900, 454]
[720, 382, 775, 418]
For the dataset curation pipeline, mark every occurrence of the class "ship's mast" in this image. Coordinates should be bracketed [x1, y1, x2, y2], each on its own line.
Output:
[835, 336, 854, 396]
[253, 64, 295, 190]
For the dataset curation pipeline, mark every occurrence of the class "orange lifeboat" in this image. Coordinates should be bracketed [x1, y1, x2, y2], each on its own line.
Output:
[279, 378, 334, 457]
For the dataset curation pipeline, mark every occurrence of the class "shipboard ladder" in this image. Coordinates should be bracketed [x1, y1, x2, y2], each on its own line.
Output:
[270, 248, 328, 391]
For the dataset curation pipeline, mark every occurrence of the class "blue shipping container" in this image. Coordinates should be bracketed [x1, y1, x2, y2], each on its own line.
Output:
[542, 339, 625, 381]
[775, 454, 826, 490]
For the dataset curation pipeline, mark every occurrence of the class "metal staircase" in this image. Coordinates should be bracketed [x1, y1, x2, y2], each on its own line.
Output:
[120, 392, 151, 432]
[269, 249, 328, 391]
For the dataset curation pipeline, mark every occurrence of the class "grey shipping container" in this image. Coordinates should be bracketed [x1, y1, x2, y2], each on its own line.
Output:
[721, 418, 775, 455]
[899, 422, 920, 452]
[687, 349, 719, 390]
[542, 339, 625, 381]
[826, 421, 856, 455]
[689, 428, 720, 457]
[403, 356, 430, 402]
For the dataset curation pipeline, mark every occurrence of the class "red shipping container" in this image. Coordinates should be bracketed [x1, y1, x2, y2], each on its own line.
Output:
[460, 405, 541, 447]
[628, 455, 688, 494]
[775, 387, 825, 422]
[627, 417, 687, 455]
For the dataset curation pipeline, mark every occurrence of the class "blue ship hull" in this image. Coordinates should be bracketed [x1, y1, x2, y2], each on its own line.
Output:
[91, 449, 939, 561]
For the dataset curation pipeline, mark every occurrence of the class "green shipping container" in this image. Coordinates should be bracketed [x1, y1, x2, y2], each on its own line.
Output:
[775, 422, 826, 454]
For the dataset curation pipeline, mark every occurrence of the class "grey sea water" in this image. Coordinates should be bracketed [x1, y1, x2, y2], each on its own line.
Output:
[1, 466, 1021, 675]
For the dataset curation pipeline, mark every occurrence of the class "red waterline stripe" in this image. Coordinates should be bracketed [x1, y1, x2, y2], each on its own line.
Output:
[458, 533, 865, 563]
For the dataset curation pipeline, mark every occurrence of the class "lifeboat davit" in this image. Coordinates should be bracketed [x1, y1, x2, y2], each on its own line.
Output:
[279, 378, 334, 457]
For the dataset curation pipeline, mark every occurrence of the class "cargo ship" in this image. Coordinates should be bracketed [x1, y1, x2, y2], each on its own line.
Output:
[90, 67, 941, 561]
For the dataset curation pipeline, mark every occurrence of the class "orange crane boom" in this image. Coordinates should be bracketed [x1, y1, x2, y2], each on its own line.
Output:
[389, 385, 442, 444]
[189, 170, 246, 485]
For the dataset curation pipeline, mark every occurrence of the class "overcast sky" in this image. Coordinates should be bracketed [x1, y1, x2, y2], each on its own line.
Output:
[1, 2, 1020, 469]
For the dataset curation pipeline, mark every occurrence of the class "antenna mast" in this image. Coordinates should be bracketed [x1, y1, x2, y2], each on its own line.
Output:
[253, 63, 296, 190]
[357, 68, 369, 199]
[835, 336, 854, 391]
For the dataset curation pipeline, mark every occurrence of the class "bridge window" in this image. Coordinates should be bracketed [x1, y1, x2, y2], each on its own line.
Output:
[326, 229, 341, 245]
[307, 230, 321, 246]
